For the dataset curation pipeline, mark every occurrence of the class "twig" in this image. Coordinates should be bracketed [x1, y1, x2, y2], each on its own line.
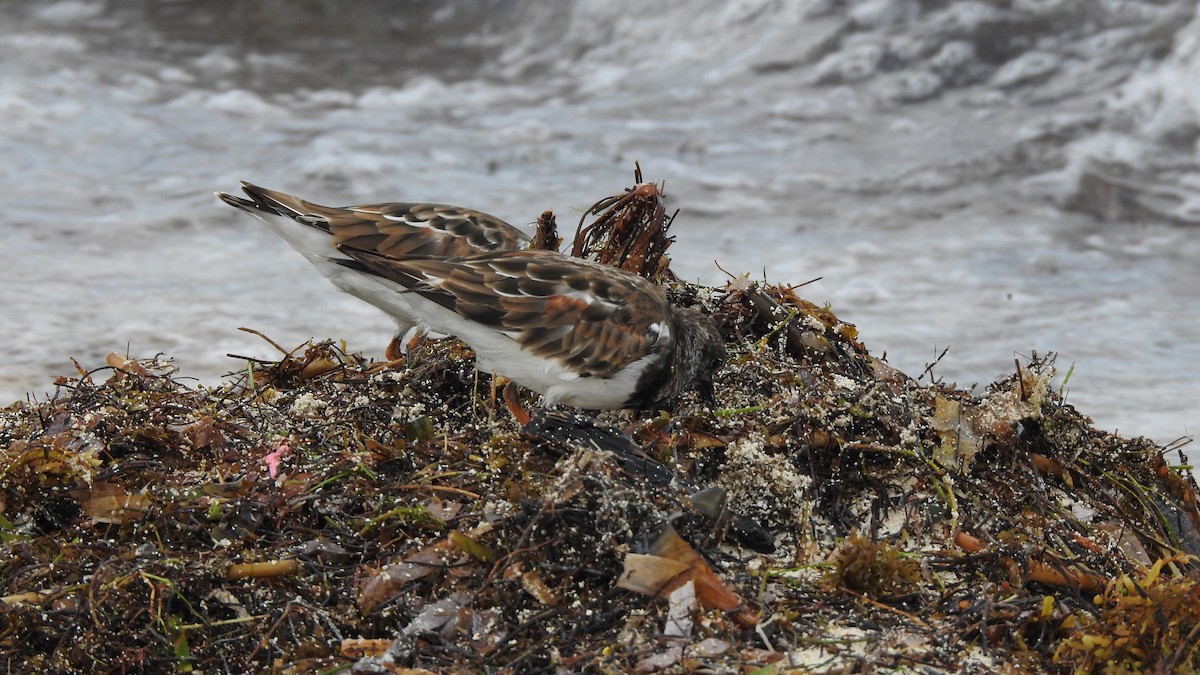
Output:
[238, 327, 291, 356]
[844, 589, 932, 629]
[919, 346, 951, 384]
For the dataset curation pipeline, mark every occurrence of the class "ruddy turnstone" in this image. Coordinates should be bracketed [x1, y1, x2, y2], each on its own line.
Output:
[216, 182, 530, 355]
[337, 248, 726, 410]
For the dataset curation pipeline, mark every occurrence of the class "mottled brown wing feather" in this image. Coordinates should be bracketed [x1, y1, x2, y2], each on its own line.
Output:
[341, 249, 670, 378]
[240, 183, 530, 256]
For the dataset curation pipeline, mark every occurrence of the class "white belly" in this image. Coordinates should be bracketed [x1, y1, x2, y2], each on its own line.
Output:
[399, 288, 655, 409]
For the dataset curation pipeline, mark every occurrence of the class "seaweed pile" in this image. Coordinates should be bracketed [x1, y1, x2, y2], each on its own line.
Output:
[2, 174, 1198, 673]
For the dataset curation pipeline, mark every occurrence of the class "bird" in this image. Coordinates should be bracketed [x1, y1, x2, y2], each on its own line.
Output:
[336, 247, 726, 412]
[215, 182, 531, 357]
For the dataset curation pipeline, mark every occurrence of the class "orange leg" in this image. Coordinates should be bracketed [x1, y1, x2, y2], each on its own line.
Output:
[386, 333, 430, 362]
[360, 335, 407, 375]
[384, 334, 405, 362]
[502, 380, 531, 425]
[406, 332, 427, 353]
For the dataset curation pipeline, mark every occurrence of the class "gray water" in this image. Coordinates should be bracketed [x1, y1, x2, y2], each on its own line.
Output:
[1, 0, 1197, 446]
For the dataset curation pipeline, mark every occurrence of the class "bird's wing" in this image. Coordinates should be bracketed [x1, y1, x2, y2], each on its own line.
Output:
[238, 182, 530, 257]
[340, 249, 672, 378]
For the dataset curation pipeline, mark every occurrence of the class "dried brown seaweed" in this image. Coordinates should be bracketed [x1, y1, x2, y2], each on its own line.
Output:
[1, 170, 1197, 673]
[571, 163, 677, 282]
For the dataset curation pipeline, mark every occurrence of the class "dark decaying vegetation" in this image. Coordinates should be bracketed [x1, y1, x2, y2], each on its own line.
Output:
[2, 171, 1198, 673]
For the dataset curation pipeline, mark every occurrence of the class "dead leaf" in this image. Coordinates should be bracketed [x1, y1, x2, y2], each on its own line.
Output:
[617, 526, 759, 627]
[76, 482, 151, 524]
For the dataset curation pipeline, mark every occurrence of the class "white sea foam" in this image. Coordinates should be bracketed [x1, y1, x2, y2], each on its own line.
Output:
[34, 1, 103, 22]
[0, 32, 87, 53]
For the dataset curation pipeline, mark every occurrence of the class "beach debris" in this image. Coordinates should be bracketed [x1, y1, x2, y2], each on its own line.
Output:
[0, 169, 1196, 672]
